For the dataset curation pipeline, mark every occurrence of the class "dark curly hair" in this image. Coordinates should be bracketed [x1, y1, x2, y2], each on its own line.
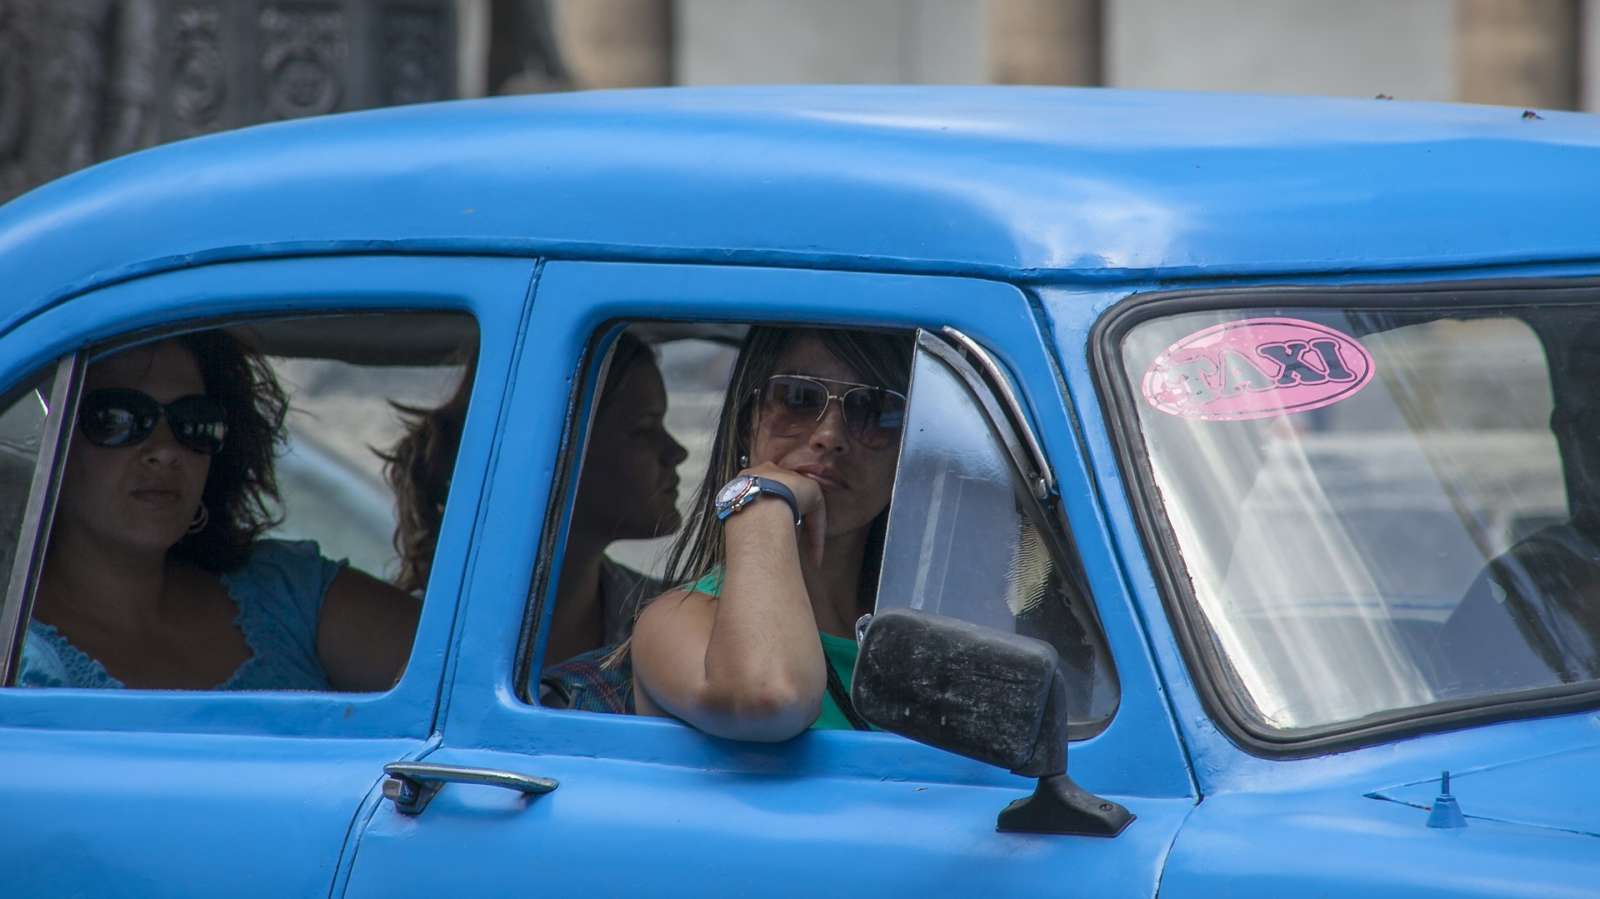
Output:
[380, 353, 476, 595]
[166, 330, 290, 572]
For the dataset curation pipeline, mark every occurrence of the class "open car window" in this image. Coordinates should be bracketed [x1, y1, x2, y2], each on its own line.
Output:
[531, 322, 1120, 738]
[0, 312, 477, 692]
[1115, 301, 1599, 734]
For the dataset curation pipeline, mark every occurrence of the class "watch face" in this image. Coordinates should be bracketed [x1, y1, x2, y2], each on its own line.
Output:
[716, 475, 755, 507]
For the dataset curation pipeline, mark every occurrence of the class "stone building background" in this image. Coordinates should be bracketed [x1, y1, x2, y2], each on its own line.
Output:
[1, 0, 1592, 578]
[4, 1, 1599, 203]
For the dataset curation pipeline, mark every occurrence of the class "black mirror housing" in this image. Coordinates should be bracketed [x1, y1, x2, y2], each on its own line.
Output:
[852, 608, 1065, 775]
[852, 609, 1133, 837]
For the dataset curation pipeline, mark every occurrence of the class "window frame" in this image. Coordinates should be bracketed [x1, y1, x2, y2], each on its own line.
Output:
[0, 254, 533, 741]
[438, 260, 1195, 805]
[1091, 278, 1600, 757]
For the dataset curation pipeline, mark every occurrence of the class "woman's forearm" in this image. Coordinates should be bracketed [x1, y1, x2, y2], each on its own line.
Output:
[698, 500, 827, 734]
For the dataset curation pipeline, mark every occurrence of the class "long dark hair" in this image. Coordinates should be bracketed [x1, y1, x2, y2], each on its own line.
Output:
[382, 331, 655, 593]
[168, 331, 290, 572]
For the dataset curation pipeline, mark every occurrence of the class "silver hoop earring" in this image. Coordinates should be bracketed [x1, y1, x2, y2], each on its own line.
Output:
[738, 454, 749, 469]
[187, 503, 210, 535]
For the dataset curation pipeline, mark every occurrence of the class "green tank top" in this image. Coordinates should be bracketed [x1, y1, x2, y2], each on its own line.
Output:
[688, 569, 865, 731]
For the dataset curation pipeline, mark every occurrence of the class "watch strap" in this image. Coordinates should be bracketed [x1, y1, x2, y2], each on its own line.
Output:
[717, 475, 802, 526]
[747, 477, 802, 526]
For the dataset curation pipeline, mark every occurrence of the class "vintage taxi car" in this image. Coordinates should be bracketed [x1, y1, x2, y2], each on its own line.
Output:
[1, 87, 1597, 896]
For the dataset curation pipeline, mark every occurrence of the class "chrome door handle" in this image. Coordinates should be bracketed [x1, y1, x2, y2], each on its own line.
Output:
[381, 762, 559, 816]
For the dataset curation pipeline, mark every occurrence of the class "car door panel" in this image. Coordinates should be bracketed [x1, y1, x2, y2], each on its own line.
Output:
[0, 256, 535, 897]
[347, 746, 1192, 898]
[341, 262, 1194, 897]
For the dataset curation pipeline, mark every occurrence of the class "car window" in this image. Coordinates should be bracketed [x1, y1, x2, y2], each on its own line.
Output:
[270, 354, 469, 578]
[1114, 302, 1597, 733]
[528, 322, 1118, 738]
[0, 312, 476, 693]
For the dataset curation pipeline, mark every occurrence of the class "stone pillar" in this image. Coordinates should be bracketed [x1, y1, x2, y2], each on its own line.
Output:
[1458, 0, 1581, 109]
[550, 0, 673, 89]
[987, 0, 1102, 86]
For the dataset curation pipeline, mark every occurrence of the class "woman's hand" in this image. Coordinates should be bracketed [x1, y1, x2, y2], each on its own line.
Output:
[735, 462, 825, 569]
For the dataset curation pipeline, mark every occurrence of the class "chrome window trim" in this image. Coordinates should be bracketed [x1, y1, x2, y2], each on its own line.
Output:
[0, 353, 85, 684]
[939, 326, 1056, 500]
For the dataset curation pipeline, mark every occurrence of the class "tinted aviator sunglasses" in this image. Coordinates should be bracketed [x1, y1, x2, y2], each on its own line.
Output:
[756, 374, 907, 449]
[78, 388, 228, 456]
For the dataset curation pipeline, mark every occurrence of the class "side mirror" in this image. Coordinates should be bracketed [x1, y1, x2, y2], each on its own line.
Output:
[852, 609, 1133, 837]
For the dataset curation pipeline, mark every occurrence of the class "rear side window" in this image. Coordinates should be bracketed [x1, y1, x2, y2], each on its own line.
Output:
[0, 312, 476, 693]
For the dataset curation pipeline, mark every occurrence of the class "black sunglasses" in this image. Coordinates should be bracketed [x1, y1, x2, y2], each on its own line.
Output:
[78, 388, 228, 456]
[757, 374, 907, 450]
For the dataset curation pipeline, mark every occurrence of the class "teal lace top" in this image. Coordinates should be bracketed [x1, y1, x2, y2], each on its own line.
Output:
[18, 539, 345, 691]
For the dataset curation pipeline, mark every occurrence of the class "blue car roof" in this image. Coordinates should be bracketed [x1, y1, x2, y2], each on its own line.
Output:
[3, 85, 1600, 326]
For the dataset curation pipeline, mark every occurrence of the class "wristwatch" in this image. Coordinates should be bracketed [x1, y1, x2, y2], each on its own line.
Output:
[715, 475, 802, 526]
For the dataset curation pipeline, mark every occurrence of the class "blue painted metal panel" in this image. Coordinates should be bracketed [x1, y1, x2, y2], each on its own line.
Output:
[1160, 787, 1598, 899]
[444, 261, 1192, 800]
[0, 731, 419, 899]
[1368, 740, 1600, 837]
[346, 747, 1194, 899]
[5, 88, 1600, 339]
[0, 255, 533, 896]
[341, 262, 1195, 897]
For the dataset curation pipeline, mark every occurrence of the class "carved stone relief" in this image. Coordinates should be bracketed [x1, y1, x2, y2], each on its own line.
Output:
[0, 0, 30, 199]
[30, 1, 108, 184]
[260, 3, 348, 120]
[171, 1, 227, 137]
[381, 5, 447, 107]
[2, 0, 457, 204]
[101, 0, 160, 157]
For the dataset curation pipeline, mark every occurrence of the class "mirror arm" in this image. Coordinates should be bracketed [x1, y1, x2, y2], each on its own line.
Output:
[1000, 668, 1134, 837]
[997, 772, 1135, 837]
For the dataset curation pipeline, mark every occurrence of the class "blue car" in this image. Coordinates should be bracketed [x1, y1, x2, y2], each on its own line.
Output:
[0, 87, 1596, 896]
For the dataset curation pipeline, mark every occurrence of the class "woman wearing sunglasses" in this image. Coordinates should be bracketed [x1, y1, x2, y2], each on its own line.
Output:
[20, 332, 419, 691]
[629, 326, 912, 741]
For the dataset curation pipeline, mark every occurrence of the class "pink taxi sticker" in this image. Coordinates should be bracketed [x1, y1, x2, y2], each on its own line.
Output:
[1141, 317, 1375, 421]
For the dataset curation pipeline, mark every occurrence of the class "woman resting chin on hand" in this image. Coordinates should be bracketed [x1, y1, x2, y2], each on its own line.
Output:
[629, 327, 912, 741]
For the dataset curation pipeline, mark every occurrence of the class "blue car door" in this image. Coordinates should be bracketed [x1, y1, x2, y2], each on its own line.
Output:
[339, 262, 1195, 897]
[0, 256, 535, 898]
